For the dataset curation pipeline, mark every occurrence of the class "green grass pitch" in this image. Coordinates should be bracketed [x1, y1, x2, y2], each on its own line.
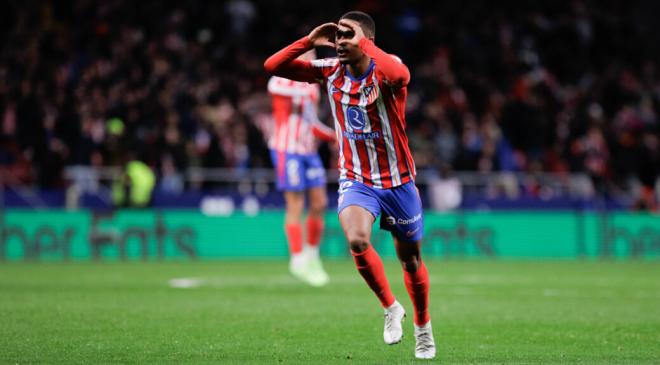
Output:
[1, 260, 659, 364]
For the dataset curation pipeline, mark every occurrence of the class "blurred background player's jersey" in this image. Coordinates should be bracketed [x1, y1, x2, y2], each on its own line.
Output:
[267, 76, 323, 155]
[268, 76, 333, 191]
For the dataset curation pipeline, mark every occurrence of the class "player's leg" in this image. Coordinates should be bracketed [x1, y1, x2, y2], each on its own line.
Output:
[338, 185, 404, 345]
[378, 181, 435, 358]
[393, 236, 435, 359]
[270, 150, 309, 280]
[284, 190, 306, 275]
[306, 185, 327, 257]
[393, 238, 429, 327]
[304, 184, 329, 285]
[300, 153, 329, 285]
[302, 154, 328, 262]
[339, 205, 386, 290]
[338, 186, 395, 306]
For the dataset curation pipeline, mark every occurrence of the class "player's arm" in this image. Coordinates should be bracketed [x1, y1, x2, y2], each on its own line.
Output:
[306, 92, 336, 143]
[264, 23, 338, 83]
[311, 120, 336, 142]
[339, 20, 410, 88]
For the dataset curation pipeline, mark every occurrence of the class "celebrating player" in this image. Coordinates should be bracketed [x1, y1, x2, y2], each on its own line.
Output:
[267, 49, 336, 287]
[264, 11, 436, 359]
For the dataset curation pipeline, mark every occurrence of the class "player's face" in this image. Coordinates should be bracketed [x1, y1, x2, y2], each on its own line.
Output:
[335, 24, 363, 65]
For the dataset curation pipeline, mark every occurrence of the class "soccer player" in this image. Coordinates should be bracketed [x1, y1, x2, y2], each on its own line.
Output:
[264, 11, 436, 359]
[267, 49, 336, 287]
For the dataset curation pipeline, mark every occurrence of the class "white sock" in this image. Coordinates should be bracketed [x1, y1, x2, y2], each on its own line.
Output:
[290, 253, 306, 269]
[385, 300, 401, 311]
[305, 245, 320, 260]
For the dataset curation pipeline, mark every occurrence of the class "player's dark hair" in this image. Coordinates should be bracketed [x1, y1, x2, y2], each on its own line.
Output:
[340, 11, 376, 38]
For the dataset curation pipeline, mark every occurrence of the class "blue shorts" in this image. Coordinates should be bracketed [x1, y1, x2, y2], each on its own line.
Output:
[337, 179, 424, 243]
[270, 150, 326, 191]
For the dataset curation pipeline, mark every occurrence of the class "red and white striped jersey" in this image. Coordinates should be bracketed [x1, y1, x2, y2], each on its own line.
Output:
[309, 58, 416, 189]
[264, 36, 415, 189]
[267, 76, 321, 155]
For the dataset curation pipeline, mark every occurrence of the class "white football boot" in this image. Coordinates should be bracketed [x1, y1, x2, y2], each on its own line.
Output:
[304, 245, 329, 287]
[414, 321, 436, 359]
[289, 253, 307, 282]
[383, 300, 406, 345]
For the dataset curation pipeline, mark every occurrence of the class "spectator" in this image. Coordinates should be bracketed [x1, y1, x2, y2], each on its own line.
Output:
[0, 0, 657, 210]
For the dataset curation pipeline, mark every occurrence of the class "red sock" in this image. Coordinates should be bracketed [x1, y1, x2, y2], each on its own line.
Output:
[351, 245, 396, 308]
[305, 216, 324, 247]
[404, 260, 430, 325]
[285, 223, 303, 255]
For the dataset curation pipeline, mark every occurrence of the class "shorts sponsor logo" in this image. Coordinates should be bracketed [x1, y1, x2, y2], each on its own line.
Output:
[385, 216, 396, 226]
[397, 213, 422, 225]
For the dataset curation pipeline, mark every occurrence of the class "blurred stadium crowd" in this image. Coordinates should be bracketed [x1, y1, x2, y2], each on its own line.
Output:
[0, 0, 658, 207]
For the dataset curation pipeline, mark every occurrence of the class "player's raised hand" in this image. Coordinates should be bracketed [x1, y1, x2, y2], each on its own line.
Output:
[308, 23, 338, 48]
[337, 19, 365, 45]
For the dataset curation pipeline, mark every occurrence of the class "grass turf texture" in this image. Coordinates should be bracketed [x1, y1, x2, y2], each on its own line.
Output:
[1, 260, 659, 364]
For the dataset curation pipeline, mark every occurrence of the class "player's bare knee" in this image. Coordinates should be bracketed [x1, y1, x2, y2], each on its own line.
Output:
[400, 257, 419, 273]
[347, 232, 370, 253]
[349, 240, 370, 253]
[309, 200, 327, 216]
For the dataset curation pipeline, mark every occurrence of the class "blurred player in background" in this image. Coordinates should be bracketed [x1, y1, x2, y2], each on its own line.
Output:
[267, 49, 336, 287]
[265, 11, 436, 359]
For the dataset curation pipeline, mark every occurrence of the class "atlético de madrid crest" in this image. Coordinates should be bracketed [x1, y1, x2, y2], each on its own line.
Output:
[362, 84, 379, 104]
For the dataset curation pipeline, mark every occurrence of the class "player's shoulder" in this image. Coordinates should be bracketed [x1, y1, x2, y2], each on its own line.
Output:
[388, 54, 404, 64]
[374, 54, 408, 89]
[373, 54, 406, 79]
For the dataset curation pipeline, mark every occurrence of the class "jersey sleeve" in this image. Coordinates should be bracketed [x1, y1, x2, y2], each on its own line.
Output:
[309, 58, 340, 79]
[264, 37, 332, 83]
[358, 39, 410, 88]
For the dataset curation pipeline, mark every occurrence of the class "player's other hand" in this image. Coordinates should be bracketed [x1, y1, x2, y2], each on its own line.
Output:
[308, 23, 338, 48]
[337, 19, 365, 46]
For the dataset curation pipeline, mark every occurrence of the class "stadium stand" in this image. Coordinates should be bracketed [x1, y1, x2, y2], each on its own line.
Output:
[0, 0, 658, 210]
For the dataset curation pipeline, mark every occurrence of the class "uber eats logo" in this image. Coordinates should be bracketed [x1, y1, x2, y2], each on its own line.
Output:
[0, 212, 196, 260]
[425, 222, 496, 257]
[597, 214, 660, 258]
